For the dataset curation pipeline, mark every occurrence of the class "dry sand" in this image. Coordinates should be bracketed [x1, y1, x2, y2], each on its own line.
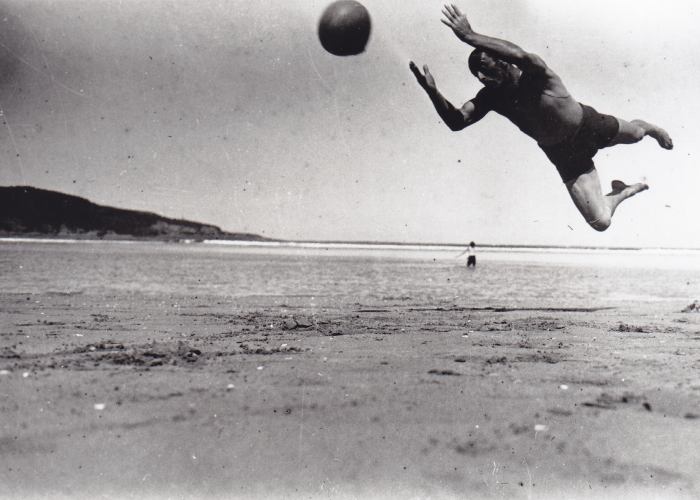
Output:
[1, 291, 699, 499]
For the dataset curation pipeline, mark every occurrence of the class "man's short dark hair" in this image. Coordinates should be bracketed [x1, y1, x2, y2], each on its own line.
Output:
[468, 49, 484, 76]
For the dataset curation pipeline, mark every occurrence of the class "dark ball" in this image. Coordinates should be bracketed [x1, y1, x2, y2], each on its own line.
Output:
[318, 1, 371, 56]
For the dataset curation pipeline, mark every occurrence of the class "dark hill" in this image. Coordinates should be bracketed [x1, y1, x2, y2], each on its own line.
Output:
[0, 186, 270, 241]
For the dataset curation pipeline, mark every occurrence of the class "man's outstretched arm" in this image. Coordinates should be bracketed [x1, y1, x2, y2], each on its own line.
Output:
[441, 4, 547, 75]
[409, 61, 490, 131]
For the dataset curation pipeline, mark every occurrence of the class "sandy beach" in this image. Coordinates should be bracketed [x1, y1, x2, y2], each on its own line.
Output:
[1, 242, 700, 499]
[2, 291, 699, 498]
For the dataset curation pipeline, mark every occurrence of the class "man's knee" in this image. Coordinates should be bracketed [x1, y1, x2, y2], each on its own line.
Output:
[588, 214, 611, 232]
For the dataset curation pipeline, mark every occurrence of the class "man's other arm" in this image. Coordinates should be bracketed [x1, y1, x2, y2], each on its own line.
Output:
[410, 61, 491, 131]
[441, 4, 548, 76]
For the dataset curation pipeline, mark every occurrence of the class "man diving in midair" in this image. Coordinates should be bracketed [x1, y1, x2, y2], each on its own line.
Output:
[410, 4, 673, 231]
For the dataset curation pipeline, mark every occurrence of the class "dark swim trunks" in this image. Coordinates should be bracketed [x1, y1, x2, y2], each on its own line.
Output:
[539, 104, 620, 183]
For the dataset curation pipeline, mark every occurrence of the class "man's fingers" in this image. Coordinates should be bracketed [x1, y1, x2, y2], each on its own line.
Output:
[409, 62, 425, 83]
[451, 4, 463, 17]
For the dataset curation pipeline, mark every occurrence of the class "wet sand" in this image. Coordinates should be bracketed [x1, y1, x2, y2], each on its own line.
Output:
[1, 291, 699, 499]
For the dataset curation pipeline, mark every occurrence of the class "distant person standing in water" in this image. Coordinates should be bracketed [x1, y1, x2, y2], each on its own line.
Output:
[456, 241, 477, 268]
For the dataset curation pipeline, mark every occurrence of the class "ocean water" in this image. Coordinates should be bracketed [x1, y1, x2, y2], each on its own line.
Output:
[1, 240, 699, 312]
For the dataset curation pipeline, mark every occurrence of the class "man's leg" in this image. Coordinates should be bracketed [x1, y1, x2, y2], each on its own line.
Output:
[565, 168, 648, 231]
[608, 118, 673, 149]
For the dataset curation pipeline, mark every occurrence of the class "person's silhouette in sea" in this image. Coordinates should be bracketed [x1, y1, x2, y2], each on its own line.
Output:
[456, 241, 477, 268]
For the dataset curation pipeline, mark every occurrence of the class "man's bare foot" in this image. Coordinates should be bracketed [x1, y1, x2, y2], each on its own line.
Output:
[648, 127, 673, 150]
[608, 180, 648, 197]
[632, 120, 673, 149]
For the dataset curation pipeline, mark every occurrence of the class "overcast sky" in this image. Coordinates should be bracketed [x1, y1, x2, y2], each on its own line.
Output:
[0, 0, 697, 247]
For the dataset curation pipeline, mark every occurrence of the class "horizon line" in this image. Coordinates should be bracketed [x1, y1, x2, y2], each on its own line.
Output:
[2, 235, 699, 252]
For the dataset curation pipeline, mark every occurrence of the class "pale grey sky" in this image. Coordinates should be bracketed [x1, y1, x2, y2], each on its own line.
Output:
[0, 0, 697, 247]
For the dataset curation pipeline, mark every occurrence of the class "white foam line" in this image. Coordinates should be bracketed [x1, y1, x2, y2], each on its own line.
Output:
[202, 240, 455, 252]
[202, 240, 644, 254]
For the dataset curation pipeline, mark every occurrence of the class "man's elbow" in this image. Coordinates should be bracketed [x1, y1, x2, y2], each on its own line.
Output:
[444, 113, 470, 131]
[445, 120, 467, 131]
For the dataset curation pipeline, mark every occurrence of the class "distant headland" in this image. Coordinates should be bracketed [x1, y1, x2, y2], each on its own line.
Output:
[0, 186, 273, 242]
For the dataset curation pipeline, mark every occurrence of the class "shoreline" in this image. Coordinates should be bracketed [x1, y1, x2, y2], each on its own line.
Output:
[4, 238, 700, 275]
[3, 236, 700, 253]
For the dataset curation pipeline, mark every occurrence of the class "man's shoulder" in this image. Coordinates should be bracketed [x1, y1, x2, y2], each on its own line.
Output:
[474, 86, 495, 99]
[518, 70, 571, 97]
[474, 86, 502, 104]
[528, 66, 569, 90]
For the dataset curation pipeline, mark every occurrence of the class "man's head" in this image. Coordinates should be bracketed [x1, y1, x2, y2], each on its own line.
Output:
[468, 49, 518, 88]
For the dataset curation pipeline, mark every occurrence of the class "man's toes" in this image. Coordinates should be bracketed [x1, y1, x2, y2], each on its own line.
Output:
[632, 183, 649, 195]
[658, 131, 673, 149]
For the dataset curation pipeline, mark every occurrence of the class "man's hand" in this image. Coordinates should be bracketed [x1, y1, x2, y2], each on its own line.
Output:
[409, 61, 436, 92]
[409, 59, 488, 131]
[441, 4, 473, 42]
